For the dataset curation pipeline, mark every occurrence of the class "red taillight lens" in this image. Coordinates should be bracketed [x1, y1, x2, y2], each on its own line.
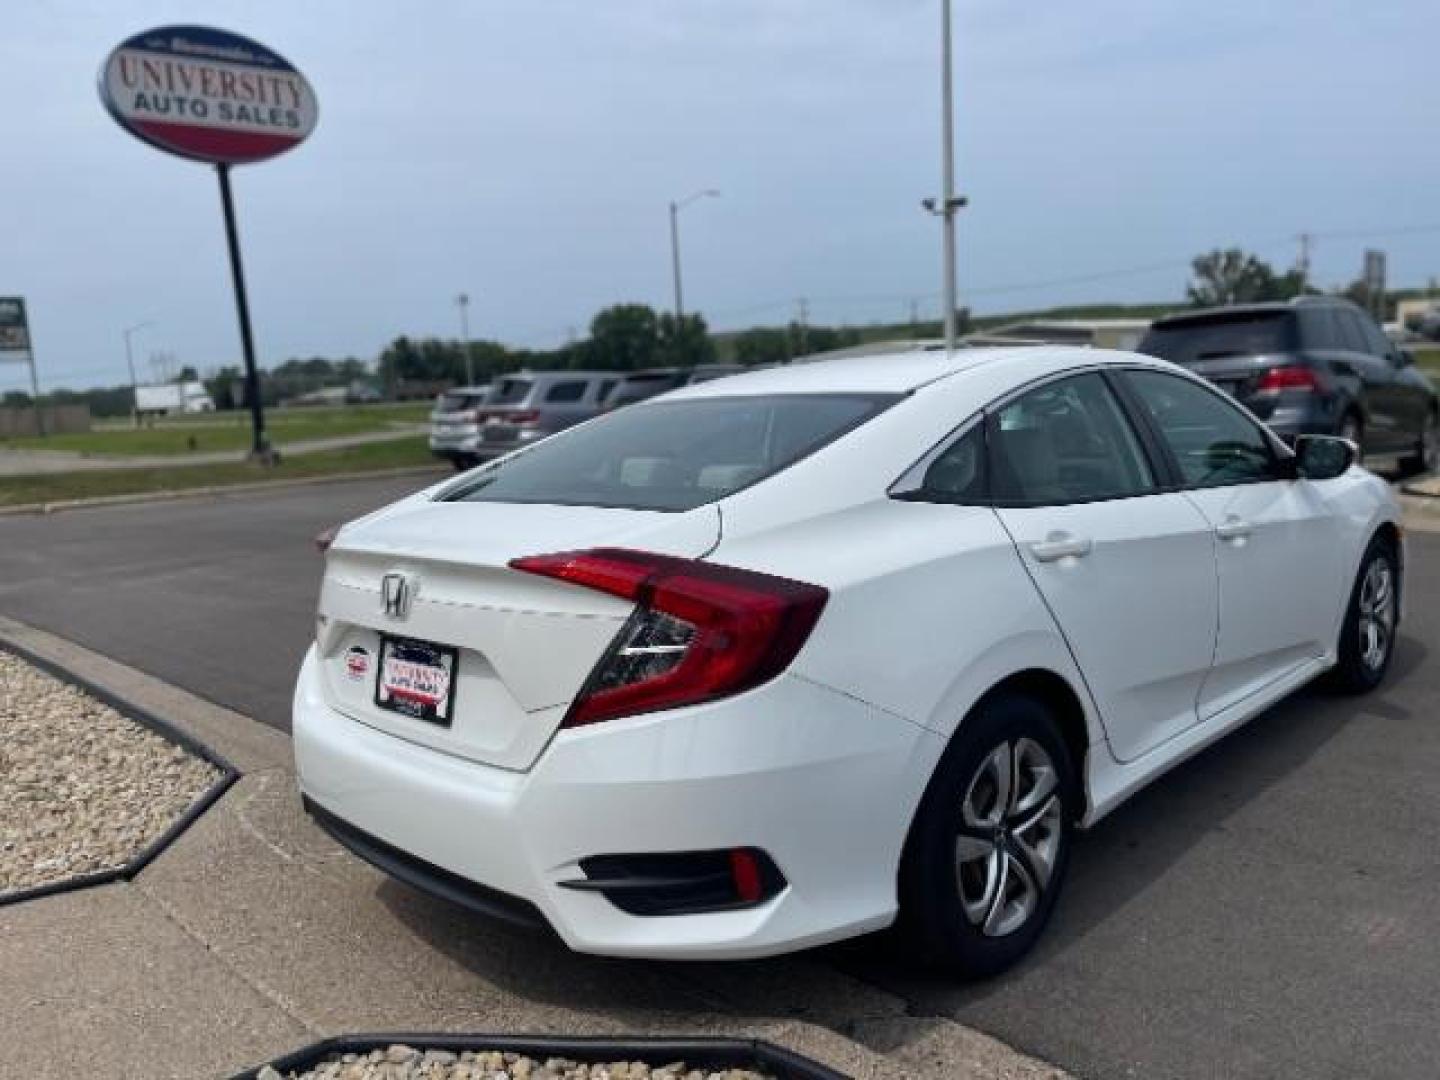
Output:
[510, 548, 828, 727]
[503, 409, 540, 425]
[1256, 365, 1320, 392]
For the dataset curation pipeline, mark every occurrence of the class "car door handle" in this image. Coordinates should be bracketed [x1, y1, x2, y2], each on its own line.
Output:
[1215, 517, 1253, 542]
[1030, 533, 1093, 562]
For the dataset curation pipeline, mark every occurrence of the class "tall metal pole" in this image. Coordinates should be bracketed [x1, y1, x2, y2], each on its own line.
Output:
[215, 163, 270, 460]
[669, 201, 684, 322]
[122, 321, 151, 427]
[941, 0, 959, 351]
[456, 293, 473, 386]
[23, 314, 43, 438]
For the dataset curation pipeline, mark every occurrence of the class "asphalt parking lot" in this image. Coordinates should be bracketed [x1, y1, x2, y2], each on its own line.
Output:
[0, 476, 1435, 1080]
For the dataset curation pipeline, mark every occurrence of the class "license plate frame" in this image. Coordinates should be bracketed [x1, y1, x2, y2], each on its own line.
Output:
[374, 635, 458, 727]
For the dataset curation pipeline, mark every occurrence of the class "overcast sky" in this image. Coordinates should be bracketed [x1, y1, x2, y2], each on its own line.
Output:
[4, 0, 1438, 391]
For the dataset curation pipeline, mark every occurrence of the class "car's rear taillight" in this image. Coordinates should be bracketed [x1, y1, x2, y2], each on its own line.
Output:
[504, 409, 540, 425]
[1256, 365, 1320, 392]
[509, 548, 828, 727]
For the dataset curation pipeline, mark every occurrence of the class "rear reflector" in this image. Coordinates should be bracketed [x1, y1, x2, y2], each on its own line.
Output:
[510, 548, 828, 727]
[563, 847, 786, 915]
[1256, 365, 1320, 392]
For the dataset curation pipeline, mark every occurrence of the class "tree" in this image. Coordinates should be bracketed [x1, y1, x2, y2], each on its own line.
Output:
[657, 312, 715, 367]
[1186, 248, 1303, 307]
[587, 304, 661, 370]
[733, 327, 791, 365]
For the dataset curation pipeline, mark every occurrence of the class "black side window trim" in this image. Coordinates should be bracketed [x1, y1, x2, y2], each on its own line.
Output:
[1114, 367, 1292, 491]
[888, 413, 990, 506]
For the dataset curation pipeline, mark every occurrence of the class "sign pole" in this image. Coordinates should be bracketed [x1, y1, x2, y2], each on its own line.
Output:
[26, 332, 44, 439]
[215, 163, 270, 461]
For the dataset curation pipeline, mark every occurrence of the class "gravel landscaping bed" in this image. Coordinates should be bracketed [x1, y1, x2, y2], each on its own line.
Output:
[0, 650, 223, 898]
[258, 1046, 773, 1080]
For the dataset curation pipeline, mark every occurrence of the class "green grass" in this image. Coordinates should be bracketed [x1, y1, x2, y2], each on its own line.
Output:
[6, 403, 431, 457]
[0, 436, 443, 508]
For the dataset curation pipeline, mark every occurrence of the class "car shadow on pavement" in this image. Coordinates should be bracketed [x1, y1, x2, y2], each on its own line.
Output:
[375, 634, 1427, 1056]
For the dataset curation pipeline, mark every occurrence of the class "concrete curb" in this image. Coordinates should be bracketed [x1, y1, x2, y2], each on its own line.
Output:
[0, 464, 446, 518]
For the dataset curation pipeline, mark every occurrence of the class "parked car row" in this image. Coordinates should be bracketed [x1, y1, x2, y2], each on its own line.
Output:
[429, 365, 748, 469]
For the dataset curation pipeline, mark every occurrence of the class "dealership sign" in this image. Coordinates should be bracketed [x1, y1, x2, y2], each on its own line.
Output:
[99, 25, 317, 165]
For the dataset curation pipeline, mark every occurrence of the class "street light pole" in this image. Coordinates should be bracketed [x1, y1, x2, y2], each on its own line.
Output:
[940, 0, 959, 351]
[123, 320, 153, 427]
[668, 189, 719, 323]
[455, 293, 473, 386]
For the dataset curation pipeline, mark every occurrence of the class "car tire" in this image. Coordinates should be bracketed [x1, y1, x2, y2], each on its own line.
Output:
[1400, 409, 1438, 476]
[897, 691, 1077, 978]
[1326, 536, 1399, 695]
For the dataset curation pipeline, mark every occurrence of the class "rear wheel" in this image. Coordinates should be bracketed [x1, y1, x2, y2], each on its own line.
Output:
[1327, 537, 1399, 694]
[1400, 410, 1438, 476]
[898, 692, 1077, 977]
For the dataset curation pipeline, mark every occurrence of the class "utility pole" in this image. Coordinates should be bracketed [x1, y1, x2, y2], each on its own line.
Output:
[923, 1, 968, 352]
[1296, 232, 1312, 290]
[796, 298, 810, 357]
[455, 292, 473, 386]
[909, 298, 920, 338]
[123, 320, 153, 427]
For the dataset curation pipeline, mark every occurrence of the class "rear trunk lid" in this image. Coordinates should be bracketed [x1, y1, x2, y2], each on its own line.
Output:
[316, 499, 719, 771]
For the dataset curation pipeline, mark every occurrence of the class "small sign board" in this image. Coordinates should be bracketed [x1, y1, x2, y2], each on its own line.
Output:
[98, 25, 318, 165]
[0, 297, 31, 357]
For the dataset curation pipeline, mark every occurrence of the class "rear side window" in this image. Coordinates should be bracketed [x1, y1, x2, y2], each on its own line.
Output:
[1298, 308, 1342, 350]
[1139, 311, 1297, 365]
[1123, 369, 1276, 488]
[989, 373, 1155, 505]
[544, 380, 588, 403]
[437, 392, 485, 412]
[444, 394, 897, 511]
[489, 378, 533, 405]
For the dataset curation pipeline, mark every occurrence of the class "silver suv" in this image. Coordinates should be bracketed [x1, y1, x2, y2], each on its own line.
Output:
[429, 385, 491, 469]
[455, 371, 618, 467]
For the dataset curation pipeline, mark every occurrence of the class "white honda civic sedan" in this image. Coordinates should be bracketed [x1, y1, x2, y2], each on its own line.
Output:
[294, 345, 1402, 975]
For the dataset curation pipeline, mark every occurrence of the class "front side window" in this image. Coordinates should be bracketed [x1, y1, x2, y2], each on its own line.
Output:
[1123, 369, 1277, 488]
[444, 394, 897, 511]
[989, 373, 1155, 505]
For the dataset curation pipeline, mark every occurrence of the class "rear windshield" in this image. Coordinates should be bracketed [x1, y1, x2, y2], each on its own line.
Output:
[1138, 311, 1297, 365]
[443, 394, 898, 511]
[488, 377, 534, 406]
[437, 392, 486, 412]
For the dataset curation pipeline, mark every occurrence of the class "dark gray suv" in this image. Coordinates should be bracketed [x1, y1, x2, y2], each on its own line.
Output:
[1139, 297, 1438, 473]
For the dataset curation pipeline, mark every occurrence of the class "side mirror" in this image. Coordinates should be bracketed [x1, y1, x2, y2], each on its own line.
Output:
[1293, 434, 1356, 481]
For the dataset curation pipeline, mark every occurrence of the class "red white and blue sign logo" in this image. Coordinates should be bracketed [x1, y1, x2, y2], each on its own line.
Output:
[99, 26, 318, 166]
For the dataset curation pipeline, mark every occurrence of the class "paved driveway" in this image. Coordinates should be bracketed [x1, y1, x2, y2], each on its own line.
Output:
[0, 475, 1434, 1079]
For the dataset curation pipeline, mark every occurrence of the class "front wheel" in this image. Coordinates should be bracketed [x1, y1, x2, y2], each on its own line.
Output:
[898, 692, 1077, 977]
[1327, 538, 1399, 694]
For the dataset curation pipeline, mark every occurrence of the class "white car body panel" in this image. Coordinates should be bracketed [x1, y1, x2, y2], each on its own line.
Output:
[294, 344, 1403, 958]
[994, 493, 1218, 762]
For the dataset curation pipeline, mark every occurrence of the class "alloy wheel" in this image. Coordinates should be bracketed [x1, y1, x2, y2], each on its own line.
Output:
[955, 737, 1063, 938]
[1358, 556, 1396, 673]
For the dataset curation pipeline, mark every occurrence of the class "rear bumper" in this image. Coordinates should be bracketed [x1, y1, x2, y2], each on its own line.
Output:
[293, 647, 942, 959]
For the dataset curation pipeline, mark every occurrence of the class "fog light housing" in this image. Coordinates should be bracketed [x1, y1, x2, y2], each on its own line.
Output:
[559, 848, 786, 916]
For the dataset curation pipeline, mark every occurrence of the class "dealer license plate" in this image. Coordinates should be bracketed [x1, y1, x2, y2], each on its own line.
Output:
[375, 636, 457, 726]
